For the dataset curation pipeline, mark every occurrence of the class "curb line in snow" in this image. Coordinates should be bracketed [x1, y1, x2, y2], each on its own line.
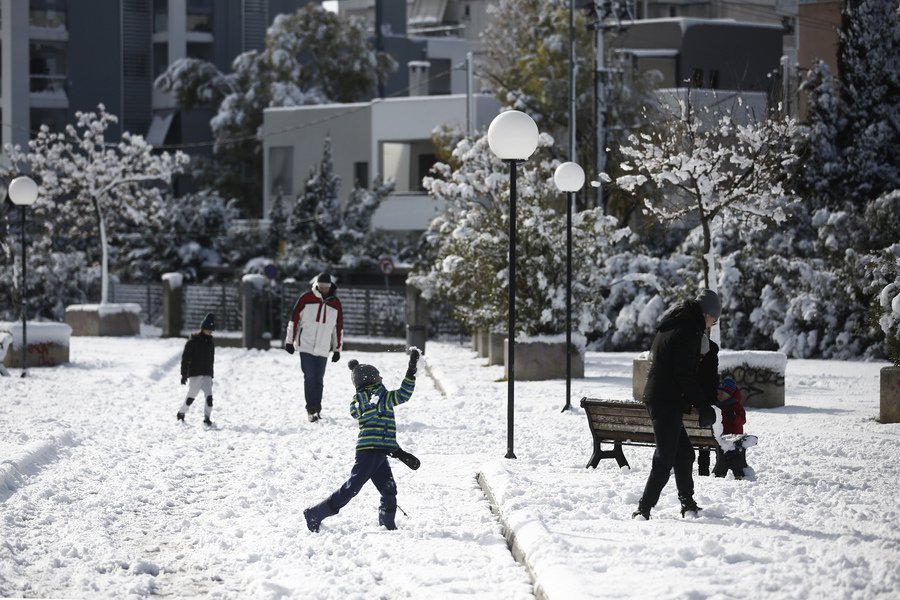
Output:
[476, 467, 591, 600]
[1, 430, 78, 502]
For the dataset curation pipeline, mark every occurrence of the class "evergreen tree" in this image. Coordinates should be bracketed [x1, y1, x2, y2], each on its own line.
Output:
[155, 4, 395, 212]
[267, 192, 287, 256]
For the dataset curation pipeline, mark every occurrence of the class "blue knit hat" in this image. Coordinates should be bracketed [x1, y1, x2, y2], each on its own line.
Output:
[718, 377, 738, 397]
[200, 313, 215, 331]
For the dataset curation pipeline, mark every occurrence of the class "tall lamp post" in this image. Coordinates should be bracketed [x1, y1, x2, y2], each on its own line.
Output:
[9, 176, 39, 377]
[487, 110, 539, 460]
[554, 162, 585, 412]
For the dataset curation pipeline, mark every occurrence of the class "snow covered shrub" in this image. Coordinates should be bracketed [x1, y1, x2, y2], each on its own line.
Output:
[411, 131, 642, 340]
[117, 191, 239, 282]
[1, 104, 187, 310]
[880, 281, 900, 366]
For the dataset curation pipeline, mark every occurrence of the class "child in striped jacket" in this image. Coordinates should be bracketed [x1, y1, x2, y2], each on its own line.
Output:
[304, 347, 422, 533]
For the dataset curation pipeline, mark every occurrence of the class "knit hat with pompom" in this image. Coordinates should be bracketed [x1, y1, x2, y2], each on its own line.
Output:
[348, 359, 382, 390]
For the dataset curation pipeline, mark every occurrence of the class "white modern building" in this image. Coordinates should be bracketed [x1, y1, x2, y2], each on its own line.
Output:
[262, 92, 501, 232]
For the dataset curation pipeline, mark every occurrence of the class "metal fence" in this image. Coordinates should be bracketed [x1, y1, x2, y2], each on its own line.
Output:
[108, 282, 163, 326]
[109, 280, 465, 339]
[184, 283, 242, 332]
[279, 282, 406, 338]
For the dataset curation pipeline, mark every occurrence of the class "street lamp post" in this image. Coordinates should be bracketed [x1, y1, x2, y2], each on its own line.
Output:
[9, 176, 39, 377]
[553, 162, 585, 412]
[488, 110, 539, 459]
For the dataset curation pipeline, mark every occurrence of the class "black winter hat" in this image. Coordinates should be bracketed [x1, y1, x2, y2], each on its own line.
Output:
[348, 359, 382, 390]
[315, 272, 333, 285]
[200, 313, 216, 331]
[696, 289, 721, 319]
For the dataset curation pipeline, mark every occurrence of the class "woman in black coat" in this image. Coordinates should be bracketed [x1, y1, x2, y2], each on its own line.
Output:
[633, 290, 720, 519]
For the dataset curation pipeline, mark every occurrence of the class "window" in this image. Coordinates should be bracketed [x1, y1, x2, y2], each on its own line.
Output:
[153, 0, 167, 33]
[269, 146, 294, 197]
[30, 0, 67, 29]
[186, 42, 212, 61]
[428, 58, 451, 95]
[31, 108, 69, 132]
[354, 162, 369, 189]
[690, 68, 703, 89]
[153, 42, 168, 77]
[417, 154, 437, 190]
[30, 41, 67, 93]
[187, 0, 213, 33]
[707, 69, 719, 90]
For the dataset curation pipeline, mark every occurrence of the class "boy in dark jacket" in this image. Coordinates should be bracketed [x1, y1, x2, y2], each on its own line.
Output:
[633, 290, 720, 520]
[713, 377, 749, 478]
[304, 348, 422, 533]
[177, 313, 216, 426]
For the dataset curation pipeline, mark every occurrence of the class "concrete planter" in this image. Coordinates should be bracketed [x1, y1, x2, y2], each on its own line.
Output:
[1, 322, 71, 368]
[65, 304, 141, 337]
[478, 331, 490, 359]
[504, 338, 584, 381]
[880, 366, 900, 423]
[487, 332, 505, 366]
[632, 350, 787, 408]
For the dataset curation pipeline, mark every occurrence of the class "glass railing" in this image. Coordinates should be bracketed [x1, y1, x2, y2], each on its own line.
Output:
[30, 75, 68, 94]
[30, 9, 67, 30]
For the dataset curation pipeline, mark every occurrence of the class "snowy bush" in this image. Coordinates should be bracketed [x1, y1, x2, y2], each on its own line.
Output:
[0, 104, 187, 317]
[411, 131, 658, 341]
[880, 281, 900, 366]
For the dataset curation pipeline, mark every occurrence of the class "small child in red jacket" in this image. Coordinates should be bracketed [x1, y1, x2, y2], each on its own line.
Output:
[713, 377, 749, 478]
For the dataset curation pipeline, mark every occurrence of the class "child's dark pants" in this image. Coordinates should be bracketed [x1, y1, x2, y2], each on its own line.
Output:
[307, 450, 397, 529]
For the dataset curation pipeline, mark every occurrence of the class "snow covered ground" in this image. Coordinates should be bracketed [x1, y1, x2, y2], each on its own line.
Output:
[1, 336, 897, 599]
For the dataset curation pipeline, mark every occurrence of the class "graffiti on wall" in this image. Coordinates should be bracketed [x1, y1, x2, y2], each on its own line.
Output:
[721, 366, 785, 407]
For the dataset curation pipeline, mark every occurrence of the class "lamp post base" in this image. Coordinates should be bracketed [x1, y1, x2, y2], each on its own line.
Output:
[505, 450, 517, 459]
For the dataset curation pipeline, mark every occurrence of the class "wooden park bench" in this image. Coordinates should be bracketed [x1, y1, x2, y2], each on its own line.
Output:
[580, 397, 718, 471]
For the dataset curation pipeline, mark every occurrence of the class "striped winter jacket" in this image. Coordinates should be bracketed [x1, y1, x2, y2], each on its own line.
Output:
[350, 378, 416, 451]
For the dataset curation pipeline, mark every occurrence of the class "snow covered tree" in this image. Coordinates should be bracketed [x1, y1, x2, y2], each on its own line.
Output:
[612, 100, 802, 303]
[799, 0, 899, 207]
[481, 0, 659, 216]
[117, 191, 239, 282]
[336, 177, 399, 270]
[1, 105, 188, 309]
[155, 4, 395, 211]
[410, 131, 663, 341]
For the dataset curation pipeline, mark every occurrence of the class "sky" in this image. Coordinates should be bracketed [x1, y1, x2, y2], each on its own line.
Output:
[0, 333, 897, 599]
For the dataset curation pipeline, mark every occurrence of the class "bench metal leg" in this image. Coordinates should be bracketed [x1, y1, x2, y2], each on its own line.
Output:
[586, 439, 630, 469]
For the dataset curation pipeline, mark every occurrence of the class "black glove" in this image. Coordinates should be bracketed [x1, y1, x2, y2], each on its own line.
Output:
[331, 351, 340, 363]
[406, 347, 420, 379]
[698, 404, 716, 428]
[181, 377, 187, 385]
[284, 343, 295, 354]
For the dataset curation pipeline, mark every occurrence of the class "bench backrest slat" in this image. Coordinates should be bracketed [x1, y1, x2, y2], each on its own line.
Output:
[581, 397, 716, 445]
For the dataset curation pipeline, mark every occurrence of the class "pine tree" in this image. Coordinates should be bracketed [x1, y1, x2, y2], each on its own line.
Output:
[155, 4, 395, 213]
[267, 192, 287, 256]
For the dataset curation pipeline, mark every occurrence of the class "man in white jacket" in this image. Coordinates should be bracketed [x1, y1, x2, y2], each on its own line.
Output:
[284, 273, 344, 422]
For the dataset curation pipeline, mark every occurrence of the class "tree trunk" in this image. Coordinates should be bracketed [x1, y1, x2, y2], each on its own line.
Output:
[93, 196, 109, 305]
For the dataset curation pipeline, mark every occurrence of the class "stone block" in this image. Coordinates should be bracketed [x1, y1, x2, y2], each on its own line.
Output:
[632, 350, 786, 408]
[0, 322, 71, 368]
[504, 339, 584, 381]
[488, 332, 505, 366]
[65, 304, 141, 336]
[479, 331, 490, 358]
[881, 366, 900, 424]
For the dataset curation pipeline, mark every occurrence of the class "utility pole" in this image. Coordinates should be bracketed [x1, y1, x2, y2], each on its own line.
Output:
[588, 1, 634, 213]
[569, 0, 577, 164]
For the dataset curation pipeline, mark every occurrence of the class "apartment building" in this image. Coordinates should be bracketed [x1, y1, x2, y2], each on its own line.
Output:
[0, 0, 307, 153]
